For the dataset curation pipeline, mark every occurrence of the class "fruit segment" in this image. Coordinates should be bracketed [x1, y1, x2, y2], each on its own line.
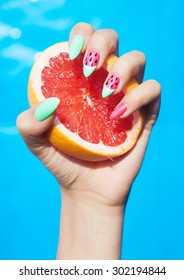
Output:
[83, 50, 100, 77]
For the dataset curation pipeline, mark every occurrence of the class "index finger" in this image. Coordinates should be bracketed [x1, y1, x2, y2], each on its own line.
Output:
[69, 22, 95, 60]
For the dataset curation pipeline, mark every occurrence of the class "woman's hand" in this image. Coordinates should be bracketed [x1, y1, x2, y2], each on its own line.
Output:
[17, 22, 161, 259]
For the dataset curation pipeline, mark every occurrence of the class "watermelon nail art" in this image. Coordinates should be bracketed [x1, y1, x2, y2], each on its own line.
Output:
[102, 74, 120, 98]
[83, 50, 100, 77]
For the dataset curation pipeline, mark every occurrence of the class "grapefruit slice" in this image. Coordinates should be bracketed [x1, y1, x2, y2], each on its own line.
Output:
[28, 42, 143, 161]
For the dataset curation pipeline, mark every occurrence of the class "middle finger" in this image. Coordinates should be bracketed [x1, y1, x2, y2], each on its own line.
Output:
[83, 29, 118, 77]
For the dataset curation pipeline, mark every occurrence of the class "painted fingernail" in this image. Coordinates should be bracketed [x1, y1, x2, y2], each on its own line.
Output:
[35, 97, 60, 122]
[102, 74, 120, 98]
[109, 103, 128, 120]
[83, 50, 100, 77]
[69, 34, 84, 60]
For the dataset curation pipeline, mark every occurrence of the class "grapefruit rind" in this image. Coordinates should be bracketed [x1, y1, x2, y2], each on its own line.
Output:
[28, 42, 144, 161]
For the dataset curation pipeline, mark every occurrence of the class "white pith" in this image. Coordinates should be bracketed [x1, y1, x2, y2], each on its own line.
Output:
[30, 42, 142, 155]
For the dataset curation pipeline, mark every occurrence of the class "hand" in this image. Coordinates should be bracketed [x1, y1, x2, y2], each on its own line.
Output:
[17, 22, 161, 259]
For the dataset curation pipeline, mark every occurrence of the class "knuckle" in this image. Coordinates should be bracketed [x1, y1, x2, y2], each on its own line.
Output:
[109, 30, 118, 49]
[149, 79, 162, 95]
[132, 50, 146, 64]
[112, 29, 118, 40]
[119, 55, 136, 76]
[72, 22, 94, 35]
[91, 30, 106, 42]
[118, 51, 146, 76]
[16, 112, 27, 134]
[107, 29, 119, 42]
[91, 29, 118, 46]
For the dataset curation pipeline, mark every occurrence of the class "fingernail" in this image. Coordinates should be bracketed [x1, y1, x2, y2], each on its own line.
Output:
[109, 103, 128, 120]
[35, 97, 60, 122]
[83, 50, 100, 77]
[102, 74, 120, 98]
[69, 34, 84, 60]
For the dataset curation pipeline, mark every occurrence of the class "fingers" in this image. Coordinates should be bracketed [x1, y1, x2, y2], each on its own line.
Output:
[16, 97, 60, 154]
[69, 22, 118, 77]
[68, 22, 161, 131]
[102, 51, 146, 98]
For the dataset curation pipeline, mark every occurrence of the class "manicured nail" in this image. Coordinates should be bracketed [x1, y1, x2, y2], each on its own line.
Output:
[102, 74, 120, 98]
[69, 34, 84, 60]
[109, 103, 128, 120]
[35, 97, 60, 122]
[83, 50, 100, 77]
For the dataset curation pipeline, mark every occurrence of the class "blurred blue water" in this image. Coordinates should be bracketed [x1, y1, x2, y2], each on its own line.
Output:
[0, 0, 183, 259]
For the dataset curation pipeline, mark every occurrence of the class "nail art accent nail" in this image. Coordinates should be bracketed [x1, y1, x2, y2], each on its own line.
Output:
[83, 50, 100, 77]
[102, 74, 120, 98]
[109, 103, 128, 120]
[35, 97, 60, 122]
[69, 34, 84, 60]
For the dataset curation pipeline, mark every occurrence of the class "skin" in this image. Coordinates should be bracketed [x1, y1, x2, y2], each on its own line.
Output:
[16, 22, 161, 260]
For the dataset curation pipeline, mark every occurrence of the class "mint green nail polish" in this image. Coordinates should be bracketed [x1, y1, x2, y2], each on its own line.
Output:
[69, 34, 84, 60]
[35, 97, 60, 122]
[83, 65, 96, 77]
[102, 87, 114, 98]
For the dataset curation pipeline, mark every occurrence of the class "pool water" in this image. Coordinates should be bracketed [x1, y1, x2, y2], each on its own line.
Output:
[0, 0, 184, 260]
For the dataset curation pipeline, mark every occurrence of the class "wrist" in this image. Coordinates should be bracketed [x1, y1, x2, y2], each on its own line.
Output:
[57, 188, 124, 260]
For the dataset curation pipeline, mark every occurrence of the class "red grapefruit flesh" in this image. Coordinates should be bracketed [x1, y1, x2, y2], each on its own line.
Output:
[41, 52, 133, 146]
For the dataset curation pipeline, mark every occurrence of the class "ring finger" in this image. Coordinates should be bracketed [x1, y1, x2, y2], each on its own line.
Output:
[102, 50, 146, 98]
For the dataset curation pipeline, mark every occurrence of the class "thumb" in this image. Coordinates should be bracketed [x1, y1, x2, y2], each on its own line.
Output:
[16, 97, 60, 155]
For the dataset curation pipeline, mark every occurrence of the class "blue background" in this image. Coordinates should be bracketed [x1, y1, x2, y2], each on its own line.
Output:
[0, 0, 183, 260]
